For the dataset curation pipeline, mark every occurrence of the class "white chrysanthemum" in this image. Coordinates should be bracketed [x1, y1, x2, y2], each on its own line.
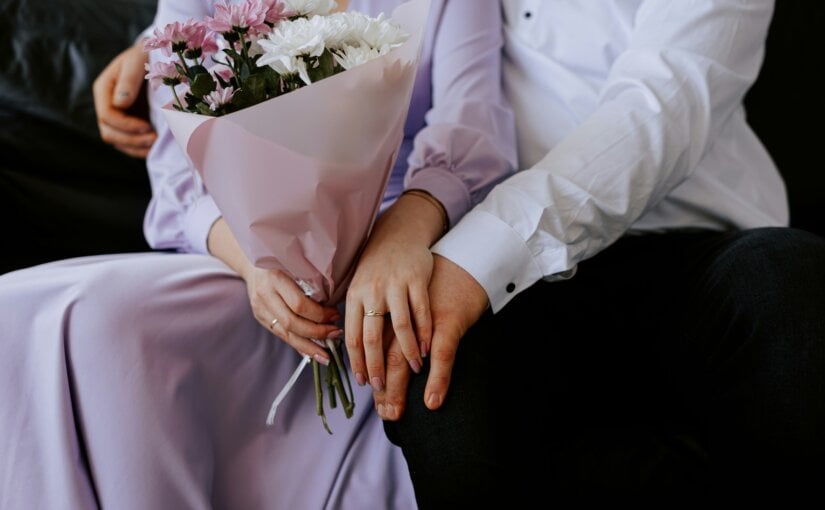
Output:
[283, 0, 337, 17]
[258, 17, 326, 61]
[320, 12, 361, 49]
[333, 43, 384, 70]
[263, 54, 312, 85]
[357, 13, 408, 51]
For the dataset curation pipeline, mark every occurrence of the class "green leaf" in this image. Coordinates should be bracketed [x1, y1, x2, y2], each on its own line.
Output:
[190, 73, 216, 98]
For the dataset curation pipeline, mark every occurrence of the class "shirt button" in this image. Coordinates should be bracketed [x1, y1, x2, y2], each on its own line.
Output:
[506, 283, 516, 293]
[524, 11, 532, 19]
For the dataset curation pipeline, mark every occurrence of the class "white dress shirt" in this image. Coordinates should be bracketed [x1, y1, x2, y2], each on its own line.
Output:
[432, 0, 787, 312]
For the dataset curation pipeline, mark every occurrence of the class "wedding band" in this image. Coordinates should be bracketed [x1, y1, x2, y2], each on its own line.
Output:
[269, 317, 279, 330]
[364, 309, 385, 317]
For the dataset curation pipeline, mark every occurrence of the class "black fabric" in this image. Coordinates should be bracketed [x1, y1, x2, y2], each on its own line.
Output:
[0, 1, 157, 274]
[386, 228, 825, 506]
[745, 1, 825, 236]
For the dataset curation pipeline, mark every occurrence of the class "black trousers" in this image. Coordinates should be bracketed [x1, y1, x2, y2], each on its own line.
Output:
[385, 228, 825, 506]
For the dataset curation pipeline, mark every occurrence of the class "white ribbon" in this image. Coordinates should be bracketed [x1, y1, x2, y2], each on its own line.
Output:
[266, 354, 312, 425]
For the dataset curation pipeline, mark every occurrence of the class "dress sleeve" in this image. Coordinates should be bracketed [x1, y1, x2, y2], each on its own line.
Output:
[404, 0, 517, 227]
[143, 0, 221, 254]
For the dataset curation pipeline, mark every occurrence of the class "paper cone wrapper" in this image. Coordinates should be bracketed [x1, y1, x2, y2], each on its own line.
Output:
[163, 0, 429, 304]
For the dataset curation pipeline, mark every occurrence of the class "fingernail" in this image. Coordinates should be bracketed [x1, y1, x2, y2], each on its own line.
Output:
[313, 353, 329, 366]
[385, 403, 395, 418]
[355, 372, 366, 386]
[326, 329, 344, 339]
[371, 377, 384, 392]
[427, 393, 440, 408]
[409, 359, 422, 374]
[420, 342, 429, 358]
[118, 90, 130, 98]
[377, 403, 385, 416]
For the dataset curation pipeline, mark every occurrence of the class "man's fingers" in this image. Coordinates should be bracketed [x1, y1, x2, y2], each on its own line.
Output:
[375, 336, 410, 421]
[423, 327, 460, 410]
[112, 51, 148, 109]
[114, 144, 151, 159]
[388, 290, 422, 373]
[409, 282, 432, 358]
[98, 121, 156, 147]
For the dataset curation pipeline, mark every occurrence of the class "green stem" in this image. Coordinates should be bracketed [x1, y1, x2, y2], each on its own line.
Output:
[170, 85, 184, 111]
[327, 339, 355, 417]
[313, 359, 332, 434]
[175, 50, 191, 76]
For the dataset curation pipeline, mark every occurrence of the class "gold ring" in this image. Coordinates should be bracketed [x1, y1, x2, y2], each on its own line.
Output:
[269, 317, 279, 330]
[364, 309, 385, 317]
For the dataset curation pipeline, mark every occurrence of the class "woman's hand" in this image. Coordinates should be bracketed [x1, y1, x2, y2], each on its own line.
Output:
[93, 41, 157, 158]
[345, 191, 447, 392]
[208, 219, 341, 363]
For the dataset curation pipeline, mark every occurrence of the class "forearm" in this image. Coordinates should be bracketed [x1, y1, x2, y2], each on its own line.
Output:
[206, 218, 253, 280]
[365, 192, 446, 255]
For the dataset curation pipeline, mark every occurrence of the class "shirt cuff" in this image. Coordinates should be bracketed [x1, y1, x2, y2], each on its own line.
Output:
[183, 194, 222, 255]
[405, 167, 472, 227]
[432, 209, 544, 312]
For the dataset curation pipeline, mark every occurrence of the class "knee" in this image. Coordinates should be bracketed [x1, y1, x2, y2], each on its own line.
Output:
[703, 228, 825, 312]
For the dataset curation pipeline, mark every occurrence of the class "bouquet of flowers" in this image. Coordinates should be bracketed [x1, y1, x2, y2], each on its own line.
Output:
[145, 0, 428, 432]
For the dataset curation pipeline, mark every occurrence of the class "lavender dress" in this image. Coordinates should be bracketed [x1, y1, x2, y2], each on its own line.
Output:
[0, 1, 515, 509]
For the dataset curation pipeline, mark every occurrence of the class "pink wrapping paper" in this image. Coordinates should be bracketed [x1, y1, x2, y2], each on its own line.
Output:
[163, 0, 429, 304]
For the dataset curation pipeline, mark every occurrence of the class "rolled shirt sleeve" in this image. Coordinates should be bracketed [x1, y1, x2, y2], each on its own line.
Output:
[434, 0, 776, 312]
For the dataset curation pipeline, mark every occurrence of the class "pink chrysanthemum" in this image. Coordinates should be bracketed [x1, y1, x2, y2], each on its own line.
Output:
[206, 1, 268, 35]
[213, 66, 235, 83]
[204, 83, 237, 111]
[144, 20, 218, 57]
[259, 0, 288, 24]
[144, 61, 186, 90]
[184, 20, 220, 55]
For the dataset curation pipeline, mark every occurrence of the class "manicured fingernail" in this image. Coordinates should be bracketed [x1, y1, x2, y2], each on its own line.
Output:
[385, 403, 395, 418]
[326, 329, 343, 339]
[409, 359, 422, 374]
[355, 372, 366, 386]
[420, 342, 429, 358]
[377, 403, 386, 416]
[371, 377, 384, 392]
[118, 90, 130, 98]
[427, 393, 440, 408]
[313, 353, 329, 366]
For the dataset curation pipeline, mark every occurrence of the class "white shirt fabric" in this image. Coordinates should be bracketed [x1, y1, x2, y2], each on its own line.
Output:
[432, 0, 787, 312]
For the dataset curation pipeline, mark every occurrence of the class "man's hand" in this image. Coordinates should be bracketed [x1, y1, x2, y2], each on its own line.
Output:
[374, 254, 487, 419]
[93, 43, 156, 158]
[423, 254, 488, 410]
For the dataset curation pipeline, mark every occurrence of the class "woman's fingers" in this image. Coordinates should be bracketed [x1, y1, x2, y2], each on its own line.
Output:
[344, 297, 367, 387]
[250, 291, 331, 363]
[274, 271, 340, 324]
[362, 301, 387, 392]
[258, 283, 340, 341]
[99, 122, 156, 151]
[388, 290, 422, 373]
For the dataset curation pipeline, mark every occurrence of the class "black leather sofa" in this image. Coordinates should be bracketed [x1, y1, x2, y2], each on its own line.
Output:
[0, 0, 156, 274]
[0, 0, 821, 276]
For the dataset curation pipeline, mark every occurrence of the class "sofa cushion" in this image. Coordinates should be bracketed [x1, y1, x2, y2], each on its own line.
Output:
[0, 0, 157, 274]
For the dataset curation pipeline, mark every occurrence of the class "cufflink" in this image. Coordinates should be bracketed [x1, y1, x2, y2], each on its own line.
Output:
[506, 283, 516, 293]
